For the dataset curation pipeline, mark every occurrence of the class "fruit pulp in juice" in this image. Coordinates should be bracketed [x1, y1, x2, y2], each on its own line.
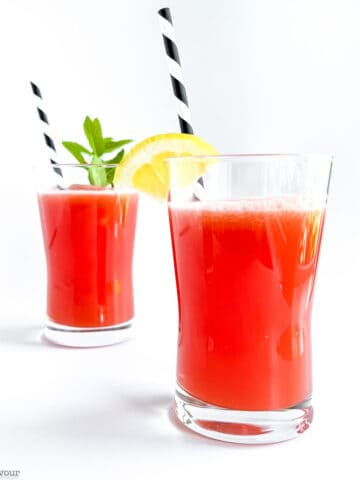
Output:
[169, 199, 325, 411]
[38, 190, 138, 328]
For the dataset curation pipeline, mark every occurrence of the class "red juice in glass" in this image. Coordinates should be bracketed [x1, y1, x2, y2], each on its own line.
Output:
[38, 189, 138, 343]
[169, 200, 325, 411]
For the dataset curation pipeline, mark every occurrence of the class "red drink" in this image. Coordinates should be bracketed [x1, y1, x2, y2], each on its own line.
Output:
[38, 189, 138, 329]
[169, 200, 325, 411]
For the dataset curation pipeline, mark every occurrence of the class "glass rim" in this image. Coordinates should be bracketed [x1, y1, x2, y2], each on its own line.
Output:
[44, 163, 121, 168]
[165, 153, 333, 163]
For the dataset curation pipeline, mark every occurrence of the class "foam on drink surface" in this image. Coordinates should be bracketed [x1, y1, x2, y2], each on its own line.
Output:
[169, 196, 325, 213]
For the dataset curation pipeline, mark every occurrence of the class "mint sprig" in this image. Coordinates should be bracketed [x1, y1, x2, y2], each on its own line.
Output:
[62, 116, 133, 187]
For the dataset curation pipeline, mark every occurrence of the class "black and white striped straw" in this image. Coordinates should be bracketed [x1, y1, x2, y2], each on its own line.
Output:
[158, 7, 194, 134]
[30, 81, 63, 180]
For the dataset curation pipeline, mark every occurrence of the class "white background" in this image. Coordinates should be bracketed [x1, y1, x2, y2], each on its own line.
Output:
[0, 0, 359, 478]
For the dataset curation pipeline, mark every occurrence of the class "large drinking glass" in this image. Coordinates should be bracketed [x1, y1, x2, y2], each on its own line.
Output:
[168, 154, 332, 444]
[37, 164, 138, 347]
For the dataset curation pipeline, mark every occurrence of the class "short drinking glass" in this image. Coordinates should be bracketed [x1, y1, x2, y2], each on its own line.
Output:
[168, 154, 332, 444]
[37, 164, 138, 347]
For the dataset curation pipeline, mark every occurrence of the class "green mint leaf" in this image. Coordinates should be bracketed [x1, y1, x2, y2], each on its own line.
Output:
[62, 141, 90, 164]
[104, 149, 125, 165]
[83, 117, 104, 156]
[106, 169, 115, 185]
[103, 139, 133, 153]
[66, 116, 133, 187]
[88, 156, 108, 187]
[83, 116, 96, 152]
[104, 150, 125, 184]
[92, 118, 105, 156]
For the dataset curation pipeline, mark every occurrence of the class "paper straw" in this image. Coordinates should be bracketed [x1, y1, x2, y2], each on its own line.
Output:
[30, 82, 63, 180]
[158, 7, 194, 134]
[158, 7, 205, 191]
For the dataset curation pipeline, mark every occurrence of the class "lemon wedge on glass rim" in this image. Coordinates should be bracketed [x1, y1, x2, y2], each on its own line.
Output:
[113, 133, 218, 200]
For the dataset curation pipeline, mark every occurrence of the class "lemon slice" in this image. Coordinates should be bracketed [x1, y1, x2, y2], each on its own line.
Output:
[114, 133, 217, 199]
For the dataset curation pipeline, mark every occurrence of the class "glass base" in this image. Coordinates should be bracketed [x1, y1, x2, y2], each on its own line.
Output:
[44, 318, 133, 347]
[175, 385, 313, 444]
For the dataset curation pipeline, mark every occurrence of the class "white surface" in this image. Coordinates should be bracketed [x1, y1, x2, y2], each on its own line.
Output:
[0, 0, 359, 478]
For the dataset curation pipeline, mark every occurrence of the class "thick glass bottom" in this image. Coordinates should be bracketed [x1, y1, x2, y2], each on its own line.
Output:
[175, 385, 313, 444]
[44, 318, 133, 347]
